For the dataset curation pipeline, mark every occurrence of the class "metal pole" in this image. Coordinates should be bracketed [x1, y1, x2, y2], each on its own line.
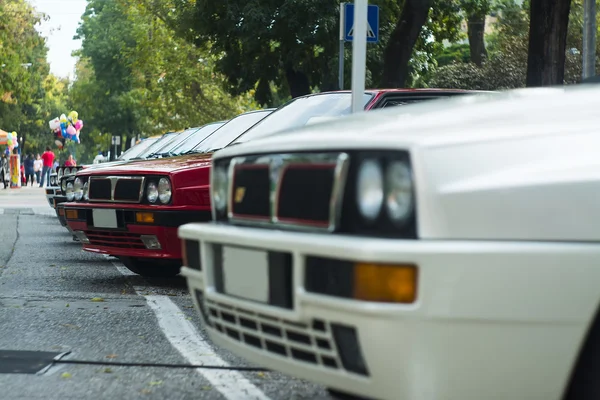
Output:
[339, 3, 346, 90]
[351, 0, 368, 113]
[583, 0, 596, 79]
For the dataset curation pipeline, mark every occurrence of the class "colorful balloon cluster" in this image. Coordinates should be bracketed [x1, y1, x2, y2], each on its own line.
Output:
[49, 111, 84, 144]
[6, 131, 18, 153]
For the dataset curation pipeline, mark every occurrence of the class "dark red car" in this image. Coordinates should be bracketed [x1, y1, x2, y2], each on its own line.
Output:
[64, 89, 480, 277]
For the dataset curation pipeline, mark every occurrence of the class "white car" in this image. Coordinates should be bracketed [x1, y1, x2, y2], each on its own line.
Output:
[178, 86, 600, 400]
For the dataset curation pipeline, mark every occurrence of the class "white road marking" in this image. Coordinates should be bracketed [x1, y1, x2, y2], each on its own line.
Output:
[112, 260, 271, 400]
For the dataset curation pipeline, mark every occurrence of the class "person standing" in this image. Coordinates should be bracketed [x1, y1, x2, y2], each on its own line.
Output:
[39, 146, 54, 188]
[24, 154, 34, 186]
[64, 154, 76, 167]
[33, 154, 42, 184]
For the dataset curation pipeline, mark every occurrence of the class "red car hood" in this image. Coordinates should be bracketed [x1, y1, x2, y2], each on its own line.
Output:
[77, 153, 213, 176]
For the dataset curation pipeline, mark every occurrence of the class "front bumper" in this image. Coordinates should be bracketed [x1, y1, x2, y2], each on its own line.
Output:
[179, 223, 600, 400]
[54, 197, 68, 228]
[64, 203, 210, 260]
[45, 186, 60, 208]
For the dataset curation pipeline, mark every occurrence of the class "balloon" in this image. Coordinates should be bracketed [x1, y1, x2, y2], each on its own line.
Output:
[68, 111, 78, 123]
[13, 141, 18, 148]
[61, 127, 67, 137]
[59, 113, 67, 122]
[49, 118, 60, 130]
[7, 139, 12, 147]
[74, 120, 83, 131]
[66, 125, 76, 135]
[72, 134, 80, 144]
[11, 131, 17, 139]
[55, 140, 63, 148]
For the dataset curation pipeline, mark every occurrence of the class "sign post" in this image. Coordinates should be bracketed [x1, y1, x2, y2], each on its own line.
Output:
[111, 135, 121, 160]
[339, 2, 379, 109]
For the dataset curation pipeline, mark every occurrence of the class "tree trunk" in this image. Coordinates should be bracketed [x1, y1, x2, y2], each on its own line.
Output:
[467, 14, 487, 66]
[285, 68, 311, 98]
[526, 0, 572, 86]
[382, 0, 433, 88]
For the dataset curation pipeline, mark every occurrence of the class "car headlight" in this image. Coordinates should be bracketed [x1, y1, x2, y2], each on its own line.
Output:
[356, 159, 384, 222]
[65, 167, 72, 175]
[385, 161, 414, 225]
[158, 177, 172, 204]
[57, 168, 63, 179]
[66, 182, 74, 201]
[50, 176, 56, 186]
[83, 181, 89, 201]
[61, 179, 67, 192]
[74, 178, 83, 201]
[212, 165, 228, 213]
[146, 182, 158, 203]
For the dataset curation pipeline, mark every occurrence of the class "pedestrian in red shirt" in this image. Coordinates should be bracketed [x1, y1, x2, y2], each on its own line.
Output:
[39, 146, 55, 188]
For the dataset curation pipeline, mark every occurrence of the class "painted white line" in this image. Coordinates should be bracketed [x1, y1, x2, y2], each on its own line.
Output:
[112, 260, 270, 400]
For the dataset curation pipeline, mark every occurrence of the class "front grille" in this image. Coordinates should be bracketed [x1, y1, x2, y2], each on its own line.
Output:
[88, 176, 144, 203]
[231, 165, 270, 220]
[277, 164, 336, 227]
[89, 178, 111, 200]
[227, 153, 348, 232]
[85, 230, 145, 249]
[114, 179, 142, 201]
[202, 297, 342, 370]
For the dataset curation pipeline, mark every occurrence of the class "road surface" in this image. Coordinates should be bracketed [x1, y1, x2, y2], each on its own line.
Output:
[0, 186, 332, 400]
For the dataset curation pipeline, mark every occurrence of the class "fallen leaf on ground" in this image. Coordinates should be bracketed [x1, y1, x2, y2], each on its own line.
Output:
[60, 267, 67, 271]
[91, 297, 104, 302]
[202, 386, 211, 390]
[149, 381, 163, 386]
[103, 368, 112, 373]
[65, 303, 70, 308]
[105, 354, 118, 359]
[61, 372, 72, 379]
[140, 389, 151, 395]
[257, 372, 266, 378]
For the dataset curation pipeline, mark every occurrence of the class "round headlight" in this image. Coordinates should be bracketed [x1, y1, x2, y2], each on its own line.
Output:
[385, 161, 414, 225]
[65, 167, 72, 175]
[66, 182, 74, 201]
[57, 168, 63, 178]
[50, 176, 56, 186]
[83, 181, 89, 201]
[356, 160, 384, 222]
[146, 182, 158, 203]
[212, 166, 228, 212]
[74, 178, 83, 201]
[61, 179, 67, 192]
[158, 178, 172, 204]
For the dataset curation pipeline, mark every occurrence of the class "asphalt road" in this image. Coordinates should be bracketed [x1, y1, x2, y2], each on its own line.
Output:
[0, 187, 331, 400]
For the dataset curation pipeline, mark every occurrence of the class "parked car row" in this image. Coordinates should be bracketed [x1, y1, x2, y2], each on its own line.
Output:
[45, 87, 600, 400]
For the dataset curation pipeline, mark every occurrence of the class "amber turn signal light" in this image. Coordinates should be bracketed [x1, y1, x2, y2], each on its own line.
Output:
[135, 212, 155, 224]
[353, 263, 417, 303]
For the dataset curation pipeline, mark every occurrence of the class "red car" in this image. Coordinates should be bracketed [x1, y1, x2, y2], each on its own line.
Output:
[64, 89, 479, 277]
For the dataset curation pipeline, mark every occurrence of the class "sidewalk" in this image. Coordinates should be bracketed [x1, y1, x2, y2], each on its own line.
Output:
[0, 184, 56, 216]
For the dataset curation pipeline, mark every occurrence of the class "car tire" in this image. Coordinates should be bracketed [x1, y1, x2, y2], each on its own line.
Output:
[119, 256, 181, 278]
[563, 307, 600, 400]
[327, 389, 371, 400]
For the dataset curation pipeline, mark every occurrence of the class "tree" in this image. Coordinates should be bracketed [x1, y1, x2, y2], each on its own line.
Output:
[526, 0, 572, 86]
[461, 0, 492, 66]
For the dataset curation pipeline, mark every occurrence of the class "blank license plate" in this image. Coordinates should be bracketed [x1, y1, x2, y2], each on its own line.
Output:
[222, 246, 269, 303]
[92, 209, 118, 229]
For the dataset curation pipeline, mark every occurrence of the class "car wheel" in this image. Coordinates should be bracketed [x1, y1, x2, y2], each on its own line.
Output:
[118, 256, 181, 278]
[327, 389, 371, 400]
[563, 307, 600, 399]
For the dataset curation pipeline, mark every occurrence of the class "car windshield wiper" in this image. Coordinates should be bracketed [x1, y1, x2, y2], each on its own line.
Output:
[181, 149, 200, 155]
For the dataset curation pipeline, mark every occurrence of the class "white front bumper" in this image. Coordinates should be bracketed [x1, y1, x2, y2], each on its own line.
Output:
[45, 186, 59, 208]
[179, 223, 600, 400]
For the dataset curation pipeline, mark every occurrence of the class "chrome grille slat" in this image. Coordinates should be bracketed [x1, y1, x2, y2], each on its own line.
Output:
[88, 176, 145, 203]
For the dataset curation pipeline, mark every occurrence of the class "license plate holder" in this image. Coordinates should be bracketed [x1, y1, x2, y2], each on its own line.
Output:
[92, 209, 118, 229]
[222, 246, 269, 303]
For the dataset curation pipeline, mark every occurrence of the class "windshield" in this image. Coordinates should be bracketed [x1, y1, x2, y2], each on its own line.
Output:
[170, 122, 226, 154]
[130, 132, 179, 159]
[148, 127, 201, 156]
[233, 92, 373, 144]
[117, 137, 159, 160]
[190, 110, 273, 153]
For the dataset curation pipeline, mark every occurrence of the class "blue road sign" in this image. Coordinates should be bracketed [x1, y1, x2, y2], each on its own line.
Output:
[343, 3, 379, 43]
